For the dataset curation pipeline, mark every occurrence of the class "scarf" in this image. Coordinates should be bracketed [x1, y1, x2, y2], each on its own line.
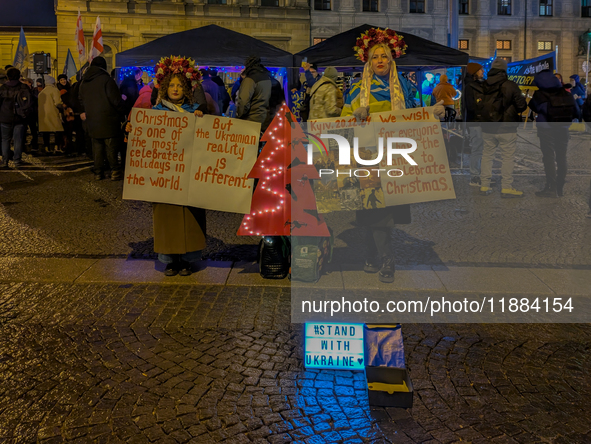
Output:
[359, 60, 406, 111]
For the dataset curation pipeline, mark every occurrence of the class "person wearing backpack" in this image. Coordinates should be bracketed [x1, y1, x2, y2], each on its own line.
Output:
[463, 63, 486, 187]
[478, 59, 527, 198]
[0, 67, 32, 168]
[308, 67, 342, 120]
[528, 70, 579, 198]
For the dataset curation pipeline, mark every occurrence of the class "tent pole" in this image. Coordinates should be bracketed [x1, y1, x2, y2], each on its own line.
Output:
[418, 69, 424, 107]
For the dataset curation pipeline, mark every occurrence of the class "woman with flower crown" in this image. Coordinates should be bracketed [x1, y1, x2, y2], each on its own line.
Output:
[127, 56, 208, 277]
[341, 28, 444, 283]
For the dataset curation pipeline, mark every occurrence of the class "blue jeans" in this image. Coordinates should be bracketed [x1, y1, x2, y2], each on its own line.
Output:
[1, 123, 25, 165]
[468, 126, 483, 177]
[158, 251, 202, 264]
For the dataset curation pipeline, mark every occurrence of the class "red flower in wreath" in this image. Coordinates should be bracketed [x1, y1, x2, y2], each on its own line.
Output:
[353, 28, 408, 63]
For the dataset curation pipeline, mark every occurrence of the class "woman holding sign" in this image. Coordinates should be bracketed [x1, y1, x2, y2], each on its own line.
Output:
[341, 28, 445, 283]
[127, 56, 208, 276]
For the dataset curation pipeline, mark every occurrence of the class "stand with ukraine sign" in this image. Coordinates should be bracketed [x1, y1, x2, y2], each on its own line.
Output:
[304, 322, 413, 407]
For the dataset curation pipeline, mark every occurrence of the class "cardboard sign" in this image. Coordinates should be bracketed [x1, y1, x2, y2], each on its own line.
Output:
[124, 108, 195, 206]
[304, 323, 365, 370]
[306, 107, 456, 213]
[189, 116, 259, 214]
[370, 107, 456, 206]
[123, 109, 260, 214]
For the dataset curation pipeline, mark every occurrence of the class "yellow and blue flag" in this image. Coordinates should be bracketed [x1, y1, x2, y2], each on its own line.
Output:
[13, 27, 29, 72]
[63, 49, 77, 80]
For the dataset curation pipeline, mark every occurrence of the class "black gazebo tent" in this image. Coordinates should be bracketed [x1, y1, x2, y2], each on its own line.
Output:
[115, 24, 294, 68]
[294, 24, 469, 68]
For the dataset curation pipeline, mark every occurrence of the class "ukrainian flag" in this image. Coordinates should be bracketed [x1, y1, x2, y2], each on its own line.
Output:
[13, 27, 29, 72]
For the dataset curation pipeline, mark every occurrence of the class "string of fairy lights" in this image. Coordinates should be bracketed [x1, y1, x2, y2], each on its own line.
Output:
[241, 104, 290, 236]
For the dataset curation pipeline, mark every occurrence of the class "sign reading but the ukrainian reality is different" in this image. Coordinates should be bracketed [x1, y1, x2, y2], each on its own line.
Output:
[304, 323, 365, 370]
[123, 108, 260, 214]
[306, 106, 456, 213]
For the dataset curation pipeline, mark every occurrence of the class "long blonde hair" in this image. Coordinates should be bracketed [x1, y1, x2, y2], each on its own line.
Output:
[360, 43, 406, 111]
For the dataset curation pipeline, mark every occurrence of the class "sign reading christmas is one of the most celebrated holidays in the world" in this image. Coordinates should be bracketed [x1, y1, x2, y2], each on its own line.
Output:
[123, 109, 260, 214]
[304, 323, 365, 370]
[306, 106, 456, 213]
[237, 105, 330, 237]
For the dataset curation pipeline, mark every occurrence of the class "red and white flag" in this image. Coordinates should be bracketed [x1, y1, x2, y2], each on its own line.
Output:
[89, 16, 103, 63]
[75, 9, 86, 65]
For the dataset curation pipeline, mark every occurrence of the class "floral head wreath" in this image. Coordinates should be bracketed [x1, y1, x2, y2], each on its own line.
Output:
[354, 28, 408, 63]
[154, 56, 202, 88]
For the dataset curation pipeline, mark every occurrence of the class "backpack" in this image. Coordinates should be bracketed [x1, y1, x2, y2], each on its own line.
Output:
[258, 236, 290, 279]
[12, 85, 33, 120]
[477, 81, 506, 122]
[540, 90, 577, 122]
[290, 228, 334, 283]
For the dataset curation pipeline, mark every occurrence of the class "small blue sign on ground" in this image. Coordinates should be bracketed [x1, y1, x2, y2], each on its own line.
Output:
[304, 323, 365, 370]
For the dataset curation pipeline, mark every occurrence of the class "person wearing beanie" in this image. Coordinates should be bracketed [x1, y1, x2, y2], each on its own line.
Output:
[478, 58, 527, 198]
[0, 67, 33, 167]
[308, 66, 343, 120]
[528, 69, 578, 198]
[463, 62, 486, 186]
[79, 56, 127, 180]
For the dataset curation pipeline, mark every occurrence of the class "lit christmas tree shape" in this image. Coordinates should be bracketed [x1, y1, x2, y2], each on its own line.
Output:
[238, 105, 329, 237]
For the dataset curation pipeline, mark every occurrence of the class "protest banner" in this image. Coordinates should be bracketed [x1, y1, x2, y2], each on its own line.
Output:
[123, 110, 260, 214]
[370, 107, 456, 207]
[123, 108, 195, 206]
[306, 107, 456, 213]
[189, 116, 260, 213]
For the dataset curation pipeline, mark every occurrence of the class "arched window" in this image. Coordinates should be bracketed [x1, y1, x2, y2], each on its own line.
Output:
[103, 44, 114, 73]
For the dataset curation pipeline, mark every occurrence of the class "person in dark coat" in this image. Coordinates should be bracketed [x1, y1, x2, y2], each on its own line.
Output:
[478, 58, 527, 197]
[210, 71, 230, 115]
[79, 56, 127, 180]
[528, 70, 579, 198]
[0, 68, 32, 168]
[463, 62, 486, 187]
[120, 68, 143, 117]
[22, 78, 39, 153]
[200, 70, 219, 112]
[568, 74, 586, 110]
[236, 56, 272, 132]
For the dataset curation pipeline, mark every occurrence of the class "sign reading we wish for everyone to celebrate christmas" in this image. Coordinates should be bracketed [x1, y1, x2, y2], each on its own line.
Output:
[306, 106, 456, 213]
[123, 109, 260, 213]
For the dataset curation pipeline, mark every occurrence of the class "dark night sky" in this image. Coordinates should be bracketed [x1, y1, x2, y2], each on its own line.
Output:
[1, 0, 57, 27]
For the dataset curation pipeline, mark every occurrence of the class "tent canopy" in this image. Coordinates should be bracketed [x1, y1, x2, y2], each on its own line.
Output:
[115, 24, 293, 68]
[295, 24, 469, 69]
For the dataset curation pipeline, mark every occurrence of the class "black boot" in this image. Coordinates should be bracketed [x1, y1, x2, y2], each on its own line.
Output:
[363, 257, 380, 273]
[378, 255, 395, 283]
[535, 184, 557, 198]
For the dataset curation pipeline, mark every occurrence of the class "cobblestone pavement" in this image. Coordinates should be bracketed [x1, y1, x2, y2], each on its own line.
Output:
[0, 131, 590, 267]
[1, 283, 590, 443]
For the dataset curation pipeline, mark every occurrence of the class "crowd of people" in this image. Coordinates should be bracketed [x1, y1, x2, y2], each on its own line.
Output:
[1, 30, 591, 281]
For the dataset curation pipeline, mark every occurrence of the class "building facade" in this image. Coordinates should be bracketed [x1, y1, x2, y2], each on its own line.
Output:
[311, 0, 591, 79]
[1, 0, 310, 75]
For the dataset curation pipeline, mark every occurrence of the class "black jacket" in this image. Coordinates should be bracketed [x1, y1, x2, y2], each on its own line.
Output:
[463, 73, 485, 123]
[79, 66, 127, 139]
[0, 80, 31, 124]
[475, 69, 527, 133]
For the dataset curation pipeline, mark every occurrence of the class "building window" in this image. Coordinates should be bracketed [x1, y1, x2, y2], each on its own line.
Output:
[459, 0, 469, 14]
[498, 56, 512, 62]
[538, 40, 553, 50]
[539, 0, 552, 15]
[314, 0, 331, 9]
[496, 40, 512, 50]
[313, 38, 327, 45]
[583, 0, 591, 17]
[410, 0, 425, 12]
[208, 0, 227, 4]
[363, 0, 379, 11]
[459, 39, 469, 50]
[261, 0, 279, 6]
[103, 44, 114, 73]
[498, 0, 511, 14]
